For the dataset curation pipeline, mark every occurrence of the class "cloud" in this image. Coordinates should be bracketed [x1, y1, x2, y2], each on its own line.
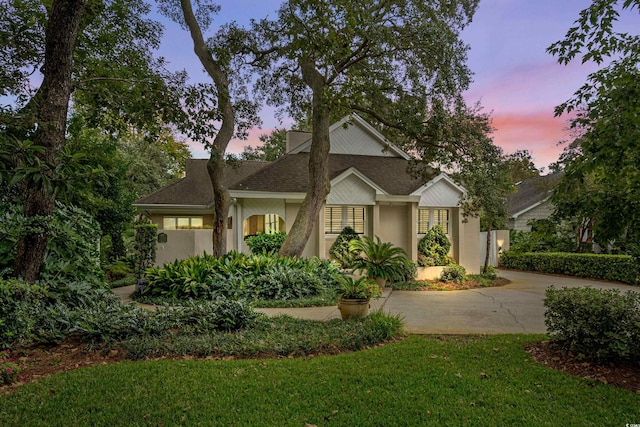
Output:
[491, 112, 571, 169]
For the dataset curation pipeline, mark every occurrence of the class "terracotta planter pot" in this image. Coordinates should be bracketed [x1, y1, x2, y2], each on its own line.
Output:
[373, 277, 387, 288]
[337, 297, 370, 319]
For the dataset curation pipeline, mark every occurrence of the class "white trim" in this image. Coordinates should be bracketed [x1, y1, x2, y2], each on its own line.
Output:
[376, 195, 420, 203]
[134, 203, 210, 210]
[510, 197, 550, 219]
[289, 113, 411, 160]
[410, 173, 467, 197]
[229, 190, 306, 200]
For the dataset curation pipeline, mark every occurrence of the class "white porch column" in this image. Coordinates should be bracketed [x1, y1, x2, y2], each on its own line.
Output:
[408, 202, 418, 260]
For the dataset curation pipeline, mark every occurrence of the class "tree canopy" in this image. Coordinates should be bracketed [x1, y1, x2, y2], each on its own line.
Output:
[549, 0, 639, 254]
[245, 0, 479, 256]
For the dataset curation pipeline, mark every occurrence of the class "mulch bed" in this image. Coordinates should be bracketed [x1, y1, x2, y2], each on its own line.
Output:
[526, 340, 640, 393]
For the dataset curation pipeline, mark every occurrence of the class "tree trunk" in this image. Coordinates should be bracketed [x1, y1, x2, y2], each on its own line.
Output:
[13, 0, 86, 283]
[180, 0, 235, 257]
[483, 222, 492, 273]
[279, 60, 331, 257]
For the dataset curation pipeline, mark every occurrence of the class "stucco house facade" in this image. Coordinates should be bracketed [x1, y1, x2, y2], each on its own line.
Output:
[135, 114, 480, 273]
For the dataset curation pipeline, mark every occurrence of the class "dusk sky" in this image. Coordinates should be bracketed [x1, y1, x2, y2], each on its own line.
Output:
[154, 0, 639, 171]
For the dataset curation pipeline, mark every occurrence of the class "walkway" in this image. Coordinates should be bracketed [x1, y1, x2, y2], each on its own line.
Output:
[112, 270, 639, 334]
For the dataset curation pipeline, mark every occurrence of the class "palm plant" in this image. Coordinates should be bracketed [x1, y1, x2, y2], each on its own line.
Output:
[349, 236, 409, 283]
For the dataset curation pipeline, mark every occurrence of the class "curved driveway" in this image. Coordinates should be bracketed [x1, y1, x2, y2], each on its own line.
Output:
[386, 270, 640, 334]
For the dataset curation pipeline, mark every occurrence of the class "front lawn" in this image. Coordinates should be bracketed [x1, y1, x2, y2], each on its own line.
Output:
[1, 335, 638, 426]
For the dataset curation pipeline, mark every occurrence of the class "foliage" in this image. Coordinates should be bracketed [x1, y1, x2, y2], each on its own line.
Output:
[417, 254, 436, 267]
[545, 286, 640, 361]
[548, 0, 640, 254]
[335, 276, 382, 300]
[105, 261, 133, 283]
[417, 226, 451, 266]
[0, 277, 257, 349]
[246, 0, 479, 256]
[0, 350, 25, 385]
[0, 202, 105, 286]
[133, 222, 157, 280]
[440, 265, 467, 284]
[240, 129, 286, 161]
[499, 252, 640, 285]
[509, 219, 577, 253]
[141, 252, 341, 302]
[244, 232, 286, 255]
[329, 226, 361, 268]
[503, 150, 541, 183]
[480, 264, 498, 279]
[350, 236, 410, 283]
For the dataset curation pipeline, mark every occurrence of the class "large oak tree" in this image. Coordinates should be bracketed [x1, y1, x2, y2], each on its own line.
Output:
[248, 0, 479, 257]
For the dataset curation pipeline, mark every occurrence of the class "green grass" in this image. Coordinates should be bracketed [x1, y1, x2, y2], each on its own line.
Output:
[2, 335, 638, 426]
[134, 292, 338, 308]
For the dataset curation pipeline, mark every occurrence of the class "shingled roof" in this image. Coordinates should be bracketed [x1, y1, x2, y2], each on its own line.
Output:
[230, 153, 433, 195]
[135, 153, 436, 207]
[135, 159, 270, 206]
[507, 172, 563, 217]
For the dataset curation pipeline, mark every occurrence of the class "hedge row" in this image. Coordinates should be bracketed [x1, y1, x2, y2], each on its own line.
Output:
[545, 287, 640, 361]
[499, 252, 640, 285]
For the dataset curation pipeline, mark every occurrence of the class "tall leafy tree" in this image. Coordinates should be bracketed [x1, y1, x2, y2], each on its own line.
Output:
[240, 129, 287, 161]
[0, 0, 185, 282]
[158, 0, 260, 257]
[248, 0, 478, 256]
[451, 109, 513, 272]
[504, 150, 541, 184]
[548, 0, 640, 253]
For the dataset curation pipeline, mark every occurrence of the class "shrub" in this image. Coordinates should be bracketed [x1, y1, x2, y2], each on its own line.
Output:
[142, 252, 341, 302]
[350, 236, 409, 283]
[481, 264, 498, 279]
[544, 286, 640, 361]
[245, 232, 286, 255]
[0, 350, 25, 385]
[133, 222, 157, 279]
[0, 202, 105, 286]
[329, 226, 361, 268]
[440, 264, 466, 283]
[418, 226, 451, 266]
[499, 251, 640, 285]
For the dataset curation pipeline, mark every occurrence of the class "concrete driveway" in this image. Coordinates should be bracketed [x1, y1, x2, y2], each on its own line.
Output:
[386, 270, 640, 335]
[115, 270, 639, 335]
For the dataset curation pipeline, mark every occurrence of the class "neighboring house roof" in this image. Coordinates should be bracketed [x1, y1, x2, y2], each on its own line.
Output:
[507, 172, 563, 219]
[135, 159, 270, 207]
[230, 153, 434, 195]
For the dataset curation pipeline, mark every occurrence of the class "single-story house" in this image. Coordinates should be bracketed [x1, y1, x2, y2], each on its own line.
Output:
[135, 114, 480, 273]
[507, 172, 563, 231]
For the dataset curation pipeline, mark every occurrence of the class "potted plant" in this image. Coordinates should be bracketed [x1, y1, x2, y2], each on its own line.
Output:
[349, 236, 409, 286]
[336, 275, 382, 319]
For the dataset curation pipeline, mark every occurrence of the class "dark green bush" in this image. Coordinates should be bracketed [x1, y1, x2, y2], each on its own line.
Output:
[142, 252, 341, 302]
[329, 226, 361, 268]
[499, 251, 640, 285]
[245, 232, 286, 255]
[544, 286, 640, 361]
[440, 264, 466, 283]
[133, 222, 157, 279]
[0, 202, 105, 286]
[418, 226, 451, 266]
[0, 277, 257, 349]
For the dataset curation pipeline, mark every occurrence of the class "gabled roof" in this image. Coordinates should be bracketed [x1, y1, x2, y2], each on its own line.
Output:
[230, 153, 434, 195]
[288, 113, 411, 160]
[507, 172, 563, 218]
[134, 159, 270, 207]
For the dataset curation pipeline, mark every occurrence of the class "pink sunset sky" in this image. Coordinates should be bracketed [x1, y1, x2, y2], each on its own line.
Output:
[155, 0, 639, 171]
